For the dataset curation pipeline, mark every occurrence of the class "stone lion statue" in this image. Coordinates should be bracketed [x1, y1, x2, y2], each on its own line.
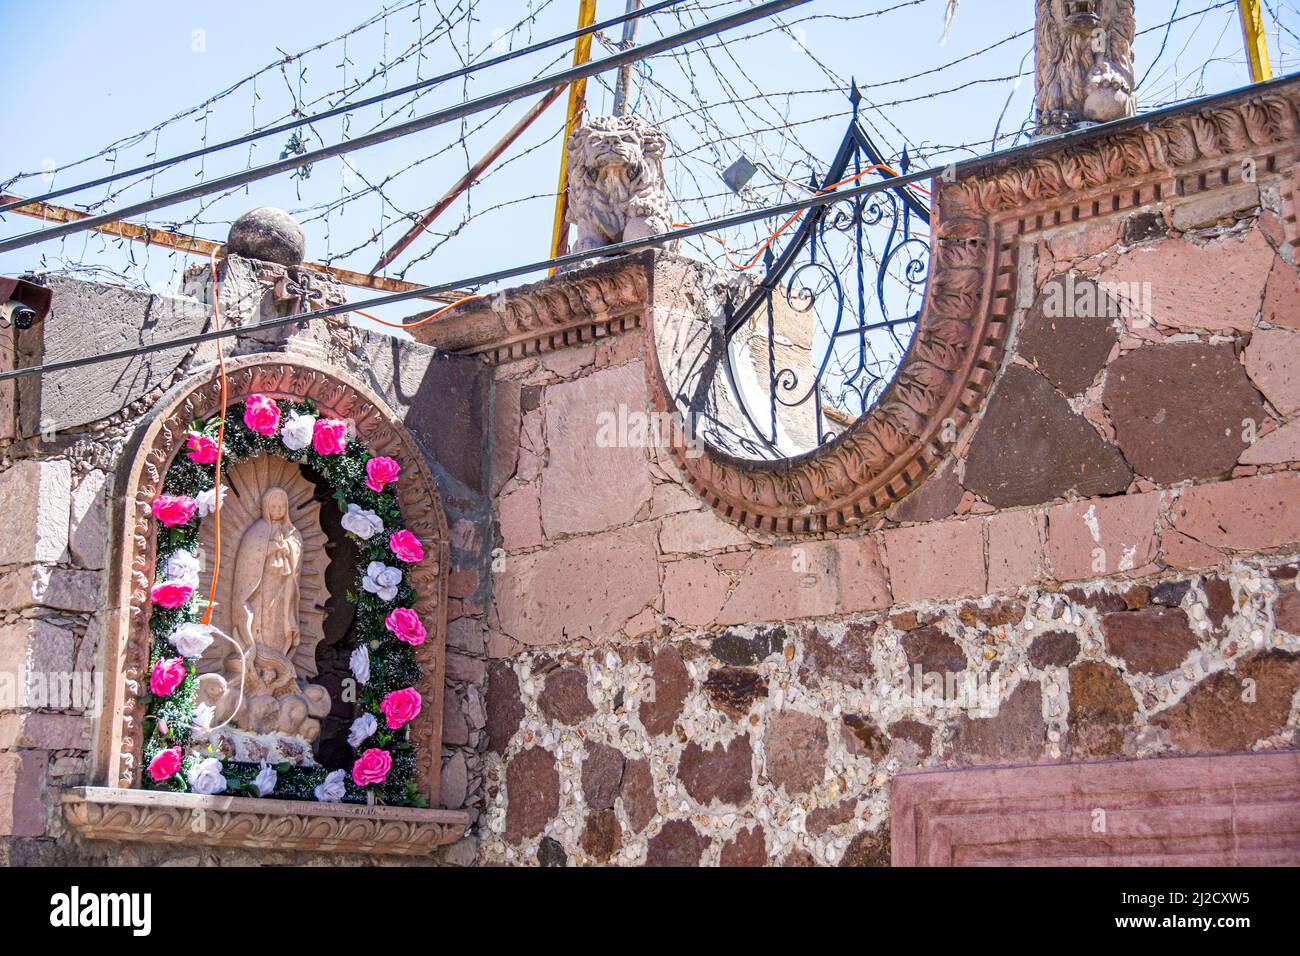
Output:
[566, 115, 677, 256]
[1035, 0, 1135, 136]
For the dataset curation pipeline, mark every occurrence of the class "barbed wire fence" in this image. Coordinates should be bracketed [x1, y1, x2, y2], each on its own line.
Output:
[2, 0, 1295, 304]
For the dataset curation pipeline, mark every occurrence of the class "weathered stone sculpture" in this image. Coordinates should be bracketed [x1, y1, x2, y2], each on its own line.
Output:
[227, 207, 306, 266]
[196, 456, 331, 764]
[1035, 0, 1136, 136]
[566, 115, 677, 255]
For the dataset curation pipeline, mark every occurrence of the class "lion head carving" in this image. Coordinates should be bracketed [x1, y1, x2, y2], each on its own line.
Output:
[566, 115, 677, 256]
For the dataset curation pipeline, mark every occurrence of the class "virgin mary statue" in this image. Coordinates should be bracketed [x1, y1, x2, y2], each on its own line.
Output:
[232, 486, 303, 699]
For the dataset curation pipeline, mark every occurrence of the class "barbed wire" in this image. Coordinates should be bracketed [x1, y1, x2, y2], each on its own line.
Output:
[7, 0, 1296, 297]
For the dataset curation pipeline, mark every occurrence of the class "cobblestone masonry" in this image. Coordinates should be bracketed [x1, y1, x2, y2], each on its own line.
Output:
[480, 562, 1300, 866]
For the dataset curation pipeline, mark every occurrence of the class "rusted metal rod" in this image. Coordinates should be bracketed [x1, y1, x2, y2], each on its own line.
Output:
[0, 192, 467, 302]
[370, 85, 568, 275]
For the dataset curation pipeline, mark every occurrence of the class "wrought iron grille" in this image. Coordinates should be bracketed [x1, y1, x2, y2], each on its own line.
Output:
[712, 86, 932, 460]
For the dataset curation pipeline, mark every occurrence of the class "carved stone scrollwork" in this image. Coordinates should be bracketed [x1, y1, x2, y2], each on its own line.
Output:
[63, 788, 469, 857]
[98, 354, 451, 813]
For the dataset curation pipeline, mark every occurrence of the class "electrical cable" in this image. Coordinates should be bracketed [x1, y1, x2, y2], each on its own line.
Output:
[0, 0, 690, 215]
[0, 0, 811, 255]
[9, 71, 1281, 388]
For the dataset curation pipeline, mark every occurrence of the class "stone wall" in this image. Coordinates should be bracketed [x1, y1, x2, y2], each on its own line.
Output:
[478, 85, 1300, 865]
[0, 261, 491, 865]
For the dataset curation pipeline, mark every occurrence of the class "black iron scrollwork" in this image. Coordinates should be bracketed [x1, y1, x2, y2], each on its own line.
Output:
[715, 86, 931, 459]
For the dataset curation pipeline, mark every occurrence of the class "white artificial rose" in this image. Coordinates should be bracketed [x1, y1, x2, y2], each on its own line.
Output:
[315, 768, 347, 803]
[281, 410, 317, 451]
[195, 485, 227, 518]
[341, 504, 384, 540]
[168, 621, 216, 658]
[362, 561, 402, 602]
[191, 702, 216, 734]
[187, 757, 227, 796]
[350, 644, 371, 685]
[164, 550, 201, 587]
[254, 762, 277, 798]
[348, 712, 377, 748]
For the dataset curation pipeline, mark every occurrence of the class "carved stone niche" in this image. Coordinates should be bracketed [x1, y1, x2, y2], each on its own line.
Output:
[65, 354, 470, 857]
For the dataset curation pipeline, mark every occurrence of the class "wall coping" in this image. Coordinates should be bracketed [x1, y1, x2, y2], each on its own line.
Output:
[891, 751, 1300, 866]
[62, 787, 470, 857]
[410, 253, 653, 363]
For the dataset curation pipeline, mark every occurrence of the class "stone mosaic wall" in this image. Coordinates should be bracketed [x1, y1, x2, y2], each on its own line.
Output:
[480, 561, 1300, 866]
[482, 168, 1300, 865]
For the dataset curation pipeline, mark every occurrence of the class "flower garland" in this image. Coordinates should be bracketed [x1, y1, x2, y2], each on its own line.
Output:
[141, 395, 429, 807]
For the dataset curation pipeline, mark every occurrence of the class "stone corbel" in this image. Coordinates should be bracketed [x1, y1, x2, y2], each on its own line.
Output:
[62, 787, 470, 857]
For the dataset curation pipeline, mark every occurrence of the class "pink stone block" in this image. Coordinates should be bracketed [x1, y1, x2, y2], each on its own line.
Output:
[985, 509, 1048, 592]
[658, 509, 751, 554]
[663, 557, 730, 628]
[494, 523, 660, 646]
[1243, 328, 1300, 416]
[1240, 417, 1300, 466]
[498, 485, 543, 551]
[1045, 492, 1160, 582]
[1262, 257, 1300, 330]
[884, 519, 985, 604]
[539, 363, 653, 536]
[1097, 227, 1274, 333]
[1160, 528, 1223, 571]
[835, 537, 892, 614]
[714, 539, 889, 626]
[1172, 473, 1300, 551]
[891, 752, 1300, 866]
[0, 750, 47, 837]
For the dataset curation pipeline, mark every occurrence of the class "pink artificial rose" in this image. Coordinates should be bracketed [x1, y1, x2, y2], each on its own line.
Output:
[384, 607, 427, 646]
[365, 455, 401, 493]
[380, 688, 422, 730]
[150, 581, 194, 609]
[243, 394, 281, 436]
[312, 418, 349, 455]
[186, 433, 220, 465]
[147, 747, 183, 782]
[388, 529, 424, 564]
[351, 748, 393, 786]
[150, 657, 187, 697]
[151, 494, 197, 527]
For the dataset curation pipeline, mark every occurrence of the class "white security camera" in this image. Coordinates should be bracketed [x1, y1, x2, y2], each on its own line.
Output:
[0, 298, 39, 330]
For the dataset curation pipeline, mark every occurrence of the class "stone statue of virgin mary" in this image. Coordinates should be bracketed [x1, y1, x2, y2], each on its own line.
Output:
[196, 461, 332, 758]
[232, 485, 303, 695]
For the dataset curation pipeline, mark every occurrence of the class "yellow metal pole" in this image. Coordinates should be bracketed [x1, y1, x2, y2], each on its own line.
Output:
[549, 0, 599, 269]
[1237, 0, 1274, 83]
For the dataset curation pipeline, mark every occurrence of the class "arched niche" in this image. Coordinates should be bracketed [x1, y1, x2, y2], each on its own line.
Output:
[70, 355, 467, 856]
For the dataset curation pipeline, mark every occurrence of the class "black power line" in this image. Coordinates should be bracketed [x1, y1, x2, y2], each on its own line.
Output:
[6, 68, 1295, 387]
[0, 0, 690, 216]
[1, 166, 940, 386]
[0, 0, 812, 256]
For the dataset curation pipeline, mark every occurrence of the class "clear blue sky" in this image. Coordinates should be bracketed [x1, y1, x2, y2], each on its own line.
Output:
[2, 0, 1296, 325]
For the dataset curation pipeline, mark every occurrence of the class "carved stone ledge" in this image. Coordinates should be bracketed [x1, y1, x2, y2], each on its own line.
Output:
[62, 787, 471, 857]
[410, 254, 650, 363]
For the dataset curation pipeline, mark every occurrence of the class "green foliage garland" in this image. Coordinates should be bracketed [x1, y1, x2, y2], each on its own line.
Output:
[141, 397, 428, 808]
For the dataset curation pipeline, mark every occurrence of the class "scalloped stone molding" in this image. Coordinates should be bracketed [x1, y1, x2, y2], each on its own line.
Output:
[62, 788, 469, 857]
[640, 83, 1300, 534]
[97, 354, 451, 810]
[412, 255, 649, 363]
